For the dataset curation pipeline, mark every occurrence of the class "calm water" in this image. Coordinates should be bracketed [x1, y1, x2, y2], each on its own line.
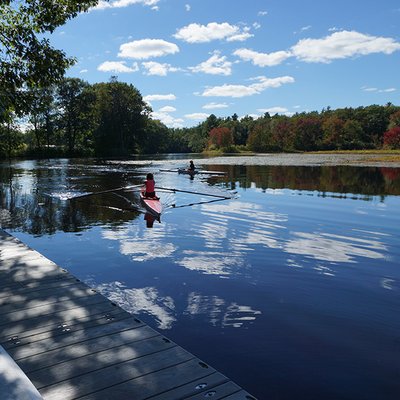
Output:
[1, 157, 400, 400]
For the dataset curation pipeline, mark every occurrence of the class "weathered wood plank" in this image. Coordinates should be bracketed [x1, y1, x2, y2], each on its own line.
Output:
[39, 346, 194, 400]
[218, 390, 257, 400]
[0, 293, 111, 326]
[7, 316, 145, 360]
[0, 300, 120, 339]
[1, 308, 129, 349]
[30, 335, 176, 388]
[0, 276, 79, 300]
[0, 284, 99, 312]
[0, 271, 77, 292]
[1, 266, 72, 284]
[18, 325, 159, 374]
[185, 381, 242, 399]
[143, 372, 229, 400]
[79, 362, 226, 400]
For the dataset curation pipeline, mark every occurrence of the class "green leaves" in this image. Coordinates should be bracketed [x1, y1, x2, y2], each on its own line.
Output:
[1, 1, 101, 120]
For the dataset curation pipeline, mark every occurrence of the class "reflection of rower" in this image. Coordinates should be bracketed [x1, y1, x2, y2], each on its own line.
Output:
[144, 212, 159, 228]
[188, 160, 195, 180]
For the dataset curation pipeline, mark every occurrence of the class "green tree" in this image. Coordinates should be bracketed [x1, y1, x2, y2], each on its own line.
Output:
[388, 110, 400, 129]
[341, 119, 364, 149]
[92, 78, 149, 156]
[25, 85, 57, 151]
[140, 119, 169, 154]
[1, 0, 101, 120]
[353, 105, 389, 148]
[57, 78, 95, 155]
[322, 115, 345, 150]
[247, 118, 272, 152]
[0, 113, 24, 158]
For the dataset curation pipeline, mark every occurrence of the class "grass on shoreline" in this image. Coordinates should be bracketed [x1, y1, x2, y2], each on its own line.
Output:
[309, 149, 400, 163]
[310, 149, 400, 155]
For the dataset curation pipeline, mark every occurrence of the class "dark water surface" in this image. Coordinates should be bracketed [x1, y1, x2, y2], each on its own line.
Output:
[1, 157, 400, 399]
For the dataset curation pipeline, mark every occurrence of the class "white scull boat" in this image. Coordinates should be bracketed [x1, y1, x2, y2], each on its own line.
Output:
[160, 168, 226, 176]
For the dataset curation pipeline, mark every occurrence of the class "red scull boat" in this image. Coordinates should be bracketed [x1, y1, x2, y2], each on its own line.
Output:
[140, 189, 163, 219]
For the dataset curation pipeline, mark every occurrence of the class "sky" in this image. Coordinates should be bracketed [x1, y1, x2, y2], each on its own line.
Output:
[51, 0, 400, 128]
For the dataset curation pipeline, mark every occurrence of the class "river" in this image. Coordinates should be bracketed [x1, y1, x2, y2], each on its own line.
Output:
[1, 155, 399, 399]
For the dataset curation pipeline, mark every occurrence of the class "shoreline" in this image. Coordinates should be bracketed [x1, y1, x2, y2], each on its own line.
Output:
[195, 152, 400, 168]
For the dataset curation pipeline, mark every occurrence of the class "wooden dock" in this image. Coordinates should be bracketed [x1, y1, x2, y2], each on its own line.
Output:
[0, 229, 256, 400]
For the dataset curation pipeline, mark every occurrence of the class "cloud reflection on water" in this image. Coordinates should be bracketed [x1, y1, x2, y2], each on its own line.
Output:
[92, 281, 177, 330]
[90, 280, 262, 330]
[102, 225, 176, 261]
[285, 232, 387, 263]
[185, 292, 262, 328]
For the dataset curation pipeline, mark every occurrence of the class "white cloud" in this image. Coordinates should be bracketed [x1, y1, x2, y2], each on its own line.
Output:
[151, 111, 183, 127]
[226, 27, 253, 42]
[79, 69, 88, 74]
[202, 102, 229, 110]
[258, 11, 268, 16]
[174, 22, 252, 43]
[291, 30, 400, 63]
[257, 106, 294, 116]
[362, 86, 396, 93]
[118, 39, 179, 59]
[362, 86, 378, 92]
[97, 61, 139, 73]
[185, 113, 209, 121]
[190, 51, 232, 75]
[142, 61, 180, 76]
[185, 4, 190, 11]
[159, 106, 176, 112]
[144, 94, 177, 102]
[93, 0, 160, 10]
[233, 48, 292, 67]
[201, 75, 295, 98]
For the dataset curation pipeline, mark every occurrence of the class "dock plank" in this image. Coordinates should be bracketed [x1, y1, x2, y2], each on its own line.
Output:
[0, 293, 111, 325]
[144, 371, 230, 400]
[0, 300, 121, 339]
[39, 346, 194, 400]
[185, 381, 242, 399]
[79, 361, 226, 400]
[7, 316, 145, 360]
[1, 308, 129, 349]
[0, 284, 99, 312]
[0, 276, 80, 300]
[29, 335, 176, 388]
[18, 325, 159, 373]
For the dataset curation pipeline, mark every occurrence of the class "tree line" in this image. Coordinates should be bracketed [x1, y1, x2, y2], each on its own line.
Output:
[1, 74, 400, 159]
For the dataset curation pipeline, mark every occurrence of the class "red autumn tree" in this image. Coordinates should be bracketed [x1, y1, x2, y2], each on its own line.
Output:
[208, 127, 233, 150]
[383, 126, 400, 149]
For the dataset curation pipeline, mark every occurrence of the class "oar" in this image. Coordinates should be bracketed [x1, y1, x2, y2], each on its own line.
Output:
[155, 186, 232, 199]
[167, 197, 228, 210]
[71, 184, 142, 199]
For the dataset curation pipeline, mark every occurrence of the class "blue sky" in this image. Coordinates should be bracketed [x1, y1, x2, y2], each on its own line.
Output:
[52, 0, 400, 127]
